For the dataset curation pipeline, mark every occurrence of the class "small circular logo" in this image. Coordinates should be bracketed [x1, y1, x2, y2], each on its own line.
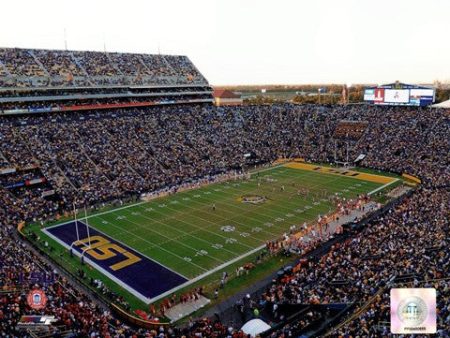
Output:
[239, 195, 267, 204]
[397, 296, 427, 326]
[27, 289, 48, 310]
[220, 225, 235, 232]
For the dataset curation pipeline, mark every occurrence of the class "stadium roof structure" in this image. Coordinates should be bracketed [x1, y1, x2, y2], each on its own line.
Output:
[431, 99, 450, 108]
[241, 319, 271, 337]
[0, 47, 215, 115]
[213, 88, 243, 106]
[213, 89, 241, 99]
[365, 82, 434, 90]
[0, 47, 209, 89]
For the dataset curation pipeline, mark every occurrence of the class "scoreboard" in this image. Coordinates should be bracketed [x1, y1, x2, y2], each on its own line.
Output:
[364, 83, 435, 106]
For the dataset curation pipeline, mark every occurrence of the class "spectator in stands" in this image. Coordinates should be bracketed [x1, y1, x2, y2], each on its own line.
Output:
[0, 92, 448, 336]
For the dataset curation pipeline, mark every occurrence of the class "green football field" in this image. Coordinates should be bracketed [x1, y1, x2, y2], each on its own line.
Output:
[60, 164, 385, 280]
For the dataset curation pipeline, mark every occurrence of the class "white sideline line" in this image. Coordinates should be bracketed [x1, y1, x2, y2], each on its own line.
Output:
[93, 213, 215, 271]
[45, 165, 284, 227]
[148, 244, 266, 304]
[151, 174, 400, 304]
[45, 220, 189, 280]
[42, 227, 152, 304]
[367, 178, 399, 196]
[44, 221, 267, 304]
[42, 164, 398, 304]
[44, 220, 267, 304]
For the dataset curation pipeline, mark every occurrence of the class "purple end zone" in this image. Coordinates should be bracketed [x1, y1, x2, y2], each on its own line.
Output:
[46, 221, 188, 300]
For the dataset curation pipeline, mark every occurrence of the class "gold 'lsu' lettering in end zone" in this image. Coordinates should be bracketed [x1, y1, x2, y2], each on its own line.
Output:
[74, 235, 141, 271]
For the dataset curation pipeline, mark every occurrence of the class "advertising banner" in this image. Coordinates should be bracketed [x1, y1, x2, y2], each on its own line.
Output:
[364, 89, 375, 101]
[384, 89, 409, 103]
[374, 88, 385, 103]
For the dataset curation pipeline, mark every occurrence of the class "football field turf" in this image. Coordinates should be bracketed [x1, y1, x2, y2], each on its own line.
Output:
[42, 163, 396, 303]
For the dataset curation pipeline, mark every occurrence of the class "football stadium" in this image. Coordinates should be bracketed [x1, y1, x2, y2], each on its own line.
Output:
[1, 1, 449, 337]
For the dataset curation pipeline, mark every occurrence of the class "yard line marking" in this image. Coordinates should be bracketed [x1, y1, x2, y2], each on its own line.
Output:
[147, 243, 267, 304]
[112, 168, 342, 272]
[150, 198, 281, 239]
[174, 168, 373, 238]
[195, 186, 306, 227]
[95, 213, 211, 273]
[197, 170, 346, 217]
[43, 167, 286, 232]
[105, 211, 228, 266]
[148, 178, 326, 239]
[106, 176, 326, 248]
[131, 201, 270, 245]
[45, 165, 390, 285]
[203, 171, 378, 219]
[139, 198, 276, 241]
[151, 174, 344, 246]
[115, 225, 234, 250]
[123, 206, 252, 255]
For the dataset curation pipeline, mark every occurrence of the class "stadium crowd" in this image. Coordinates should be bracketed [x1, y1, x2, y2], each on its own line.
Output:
[334, 278, 450, 337]
[254, 187, 449, 337]
[1, 225, 198, 337]
[0, 48, 206, 88]
[0, 101, 449, 336]
[0, 104, 448, 225]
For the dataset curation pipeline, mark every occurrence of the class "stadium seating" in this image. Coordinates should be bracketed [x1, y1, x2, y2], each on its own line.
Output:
[258, 187, 449, 337]
[0, 48, 208, 88]
[0, 103, 448, 336]
[0, 46, 448, 336]
[1, 104, 448, 226]
[333, 120, 368, 140]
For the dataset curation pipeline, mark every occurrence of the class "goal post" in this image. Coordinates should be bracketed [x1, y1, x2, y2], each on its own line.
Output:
[69, 203, 91, 253]
[334, 160, 354, 170]
[83, 206, 92, 249]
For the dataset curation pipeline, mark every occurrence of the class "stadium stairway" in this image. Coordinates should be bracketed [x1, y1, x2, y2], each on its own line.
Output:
[164, 296, 211, 323]
[28, 50, 51, 78]
[69, 52, 94, 86]
[0, 149, 10, 167]
[105, 53, 125, 76]
[77, 142, 113, 183]
[0, 59, 11, 76]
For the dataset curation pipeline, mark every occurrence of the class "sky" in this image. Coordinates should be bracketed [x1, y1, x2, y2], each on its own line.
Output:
[1, 0, 449, 85]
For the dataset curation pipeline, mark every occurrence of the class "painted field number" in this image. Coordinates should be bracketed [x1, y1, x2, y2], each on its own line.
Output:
[74, 236, 141, 271]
